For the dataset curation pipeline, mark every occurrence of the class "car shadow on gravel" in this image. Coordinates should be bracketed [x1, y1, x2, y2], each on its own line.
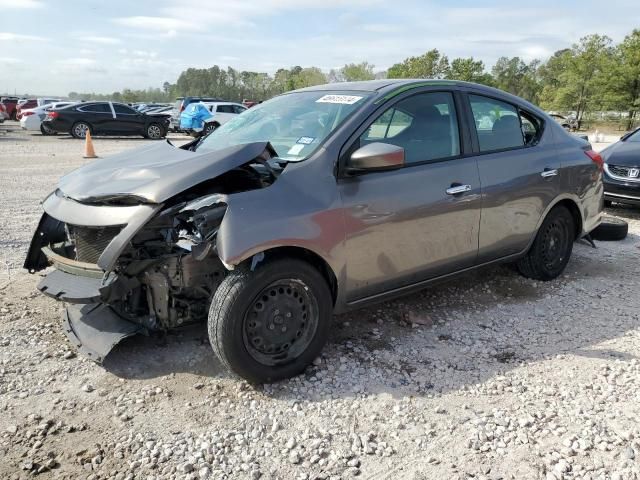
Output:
[100, 239, 640, 401]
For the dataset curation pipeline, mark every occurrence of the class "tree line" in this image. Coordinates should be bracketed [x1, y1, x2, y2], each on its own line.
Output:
[70, 29, 640, 130]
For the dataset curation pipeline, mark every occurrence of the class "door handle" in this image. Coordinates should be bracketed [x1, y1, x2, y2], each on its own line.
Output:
[446, 184, 472, 195]
[541, 168, 558, 178]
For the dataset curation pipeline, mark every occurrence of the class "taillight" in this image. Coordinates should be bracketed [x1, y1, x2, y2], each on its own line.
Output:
[23, 111, 34, 116]
[180, 104, 185, 112]
[585, 150, 604, 171]
[47, 111, 59, 119]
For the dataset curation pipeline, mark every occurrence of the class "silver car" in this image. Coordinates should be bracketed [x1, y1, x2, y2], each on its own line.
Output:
[24, 80, 604, 383]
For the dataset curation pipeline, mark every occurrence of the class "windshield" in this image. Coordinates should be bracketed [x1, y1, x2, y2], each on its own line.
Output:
[197, 90, 372, 161]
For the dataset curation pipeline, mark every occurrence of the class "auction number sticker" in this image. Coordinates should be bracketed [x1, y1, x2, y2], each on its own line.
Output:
[316, 94, 363, 105]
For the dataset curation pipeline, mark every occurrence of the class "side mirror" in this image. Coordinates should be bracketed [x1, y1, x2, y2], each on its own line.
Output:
[347, 142, 405, 173]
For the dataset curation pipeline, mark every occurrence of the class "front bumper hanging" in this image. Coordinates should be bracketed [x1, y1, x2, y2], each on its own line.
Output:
[63, 303, 146, 363]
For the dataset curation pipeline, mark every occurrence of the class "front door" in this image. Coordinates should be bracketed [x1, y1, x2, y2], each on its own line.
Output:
[339, 91, 482, 302]
[465, 94, 561, 262]
[112, 103, 146, 134]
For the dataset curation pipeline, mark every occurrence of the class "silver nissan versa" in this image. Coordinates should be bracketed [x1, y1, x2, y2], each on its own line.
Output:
[24, 80, 604, 383]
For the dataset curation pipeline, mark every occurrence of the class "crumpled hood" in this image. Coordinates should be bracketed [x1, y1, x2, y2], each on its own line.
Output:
[58, 141, 270, 204]
[602, 141, 640, 167]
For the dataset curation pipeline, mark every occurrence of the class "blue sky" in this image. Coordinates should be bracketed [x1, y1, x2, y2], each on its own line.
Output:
[1, 0, 639, 96]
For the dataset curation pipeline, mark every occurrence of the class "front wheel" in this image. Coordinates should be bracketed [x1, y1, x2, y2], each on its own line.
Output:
[202, 122, 218, 137]
[517, 205, 575, 281]
[208, 258, 332, 383]
[145, 123, 164, 139]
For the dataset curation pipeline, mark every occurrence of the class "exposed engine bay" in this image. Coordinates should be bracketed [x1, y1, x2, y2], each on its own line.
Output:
[25, 141, 285, 344]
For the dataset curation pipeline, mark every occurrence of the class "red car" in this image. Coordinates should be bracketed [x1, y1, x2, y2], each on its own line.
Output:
[1, 97, 19, 120]
[16, 99, 37, 120]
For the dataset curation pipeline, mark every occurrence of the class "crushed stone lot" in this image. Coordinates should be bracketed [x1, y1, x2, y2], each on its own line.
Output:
[1, 124, 640, 480]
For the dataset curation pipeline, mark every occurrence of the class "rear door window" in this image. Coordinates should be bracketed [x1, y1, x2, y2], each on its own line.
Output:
[216, 105, 235, 114]
[469, 95, 524, 152]
[78, 103, 111, 113]
[232, 105, 246, 114]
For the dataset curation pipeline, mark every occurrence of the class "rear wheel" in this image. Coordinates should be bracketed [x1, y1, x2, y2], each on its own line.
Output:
[71, 122, 91, 139]
[208, 258, 332, 383]
[517, 206, 575, 281]
[40, 123, 57, 135]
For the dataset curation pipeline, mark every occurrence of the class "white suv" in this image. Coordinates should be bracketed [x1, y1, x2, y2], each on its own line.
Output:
[200, 102, 246, 135]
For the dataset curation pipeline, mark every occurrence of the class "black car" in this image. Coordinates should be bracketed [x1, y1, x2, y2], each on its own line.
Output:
[601, 128, 640, 206]
[43, 101, 169, 139]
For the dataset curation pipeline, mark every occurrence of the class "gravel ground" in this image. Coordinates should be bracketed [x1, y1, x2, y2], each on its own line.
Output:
[1, 123, 640, 480]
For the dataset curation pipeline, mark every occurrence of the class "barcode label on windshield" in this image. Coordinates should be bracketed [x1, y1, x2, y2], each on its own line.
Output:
[316, 95, 363, 105]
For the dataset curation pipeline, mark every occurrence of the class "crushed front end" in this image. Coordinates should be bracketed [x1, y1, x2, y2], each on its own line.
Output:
[24, 141, 280, 362]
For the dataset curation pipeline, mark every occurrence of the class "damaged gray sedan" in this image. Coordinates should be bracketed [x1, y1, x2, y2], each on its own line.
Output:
[25, 80, 603, 383]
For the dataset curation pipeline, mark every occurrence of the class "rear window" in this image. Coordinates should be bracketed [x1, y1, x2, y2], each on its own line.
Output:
[78, 103, 111, 113]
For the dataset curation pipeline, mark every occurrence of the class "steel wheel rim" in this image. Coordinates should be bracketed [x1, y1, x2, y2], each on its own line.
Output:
[148, 125, 161, 139]
[74, 123, 88, 138]
[242, 279, 319, 366]
[541, 219, 569, 270]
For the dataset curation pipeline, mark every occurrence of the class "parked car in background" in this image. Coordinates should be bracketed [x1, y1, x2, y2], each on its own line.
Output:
[601, 127, 640, 206]
[180, 101, 247, 137]
[170, 96, 224, 131]
[1, 97, 19, 120]
[549, 113, 578, 131]
[138, 103, 171, 113]
[200, 102, 246, 135]
[144, 106, 172, 115]
[42, 101, 169, 139]
[16, 99, 37, 120]
[20, 101, 75, 134]
[37, 98, 62, 107]
[0, 103, 7, 122]
[25, 80, 603, 382]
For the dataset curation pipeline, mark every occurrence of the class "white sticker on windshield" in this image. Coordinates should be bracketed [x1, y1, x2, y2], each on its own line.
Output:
[297, 136, 315, 145]
[287, 144, 305, 155]
[316, 94, 363, 105]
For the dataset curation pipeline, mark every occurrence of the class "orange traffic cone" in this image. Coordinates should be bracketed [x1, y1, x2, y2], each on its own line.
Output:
[83, 130, 98, 159]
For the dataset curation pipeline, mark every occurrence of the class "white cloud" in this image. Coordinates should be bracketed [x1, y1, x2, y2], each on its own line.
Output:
[0, 32, 46, 41]
[57, 58, 97, 67]
[0, 56, 23, 64]
[77, 35, 122, 45]
[113, 16, 197, 31]
[0, 0, 43, 8]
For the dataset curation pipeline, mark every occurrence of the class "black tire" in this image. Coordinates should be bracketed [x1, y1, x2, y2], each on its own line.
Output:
[208, 258, 332, 383]
[202, 122, 218, 137]
[144, 123, 164, 140]
[517, 206, 575, 281]
[71, 121, 91, 139]
[590, 217, 628, 241]
[40, 123, 57, 136]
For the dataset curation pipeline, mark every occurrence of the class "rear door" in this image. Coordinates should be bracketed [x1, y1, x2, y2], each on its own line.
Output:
[76, 103, 114, 133]
[338, 90, 482, 302]
[464, 93, 560, 262]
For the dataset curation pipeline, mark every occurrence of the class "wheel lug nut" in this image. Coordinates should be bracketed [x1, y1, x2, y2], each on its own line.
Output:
[286, 312, 292, 318]
[269, 324, 275, 330]
[281, 326, 287, 333]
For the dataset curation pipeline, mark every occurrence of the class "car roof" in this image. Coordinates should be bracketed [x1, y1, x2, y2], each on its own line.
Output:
[293, 79, 547, 116]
